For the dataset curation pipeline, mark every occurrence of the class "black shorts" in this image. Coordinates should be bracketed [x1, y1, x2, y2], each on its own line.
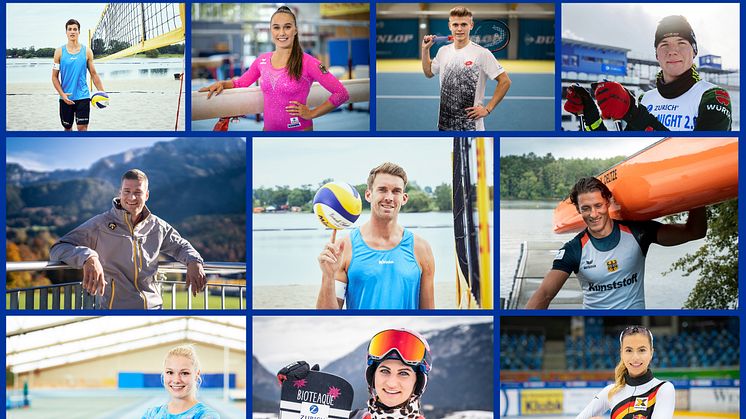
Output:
[59, 98, 91, 128]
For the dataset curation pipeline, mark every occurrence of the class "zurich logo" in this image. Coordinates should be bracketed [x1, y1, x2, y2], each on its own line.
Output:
[310, 405, 319, 414]
[647, 104, 653, 112]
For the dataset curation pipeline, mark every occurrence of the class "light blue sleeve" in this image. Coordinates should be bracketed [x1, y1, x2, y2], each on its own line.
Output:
[141, 405, 160, 419]
[194, 403, 221, 419]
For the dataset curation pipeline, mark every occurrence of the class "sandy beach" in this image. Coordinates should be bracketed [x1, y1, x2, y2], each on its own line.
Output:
[6, 78, 186, 131]
[253, 281, 459, 309]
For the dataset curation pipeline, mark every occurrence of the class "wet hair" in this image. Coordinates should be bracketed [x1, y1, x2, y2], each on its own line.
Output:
[366, 162, 408, 190]
[271, 6, 303, 80]
[569, 177, 612, 210]
[121, 169, 149, 189]
[65, 19, 81, 31]
[449, 7, 473, 18]
[609, 326, 654, 399]
[163, 344, 203, 395]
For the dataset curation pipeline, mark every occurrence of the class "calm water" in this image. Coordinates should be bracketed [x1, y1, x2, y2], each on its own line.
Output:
[500, 206, 705, 308]
[7, 58, 184, 82]
[252, 211, 493, 286]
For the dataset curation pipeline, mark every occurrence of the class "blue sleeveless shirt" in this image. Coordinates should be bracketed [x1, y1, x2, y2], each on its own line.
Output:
[346, 227, 421, 309]
[60, 44, 90, 101]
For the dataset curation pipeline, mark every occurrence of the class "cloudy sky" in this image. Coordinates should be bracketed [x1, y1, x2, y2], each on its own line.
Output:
[7, 4, 106, 49]
[253, 137, 493, 189]
[562, 3, 740, 69]
[500, 138, 661, 159]
[253, 316, 491, 372]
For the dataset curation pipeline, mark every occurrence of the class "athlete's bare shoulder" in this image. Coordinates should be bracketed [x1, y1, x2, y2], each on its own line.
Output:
[412, 233, 434, 260]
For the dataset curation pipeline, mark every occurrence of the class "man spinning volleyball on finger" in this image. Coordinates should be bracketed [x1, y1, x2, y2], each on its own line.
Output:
[316, 163, 436, 310]
[565, 15, 731, 131]
[52, 18, 106, 131]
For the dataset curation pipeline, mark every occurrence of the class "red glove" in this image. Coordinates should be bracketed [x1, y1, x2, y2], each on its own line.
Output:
[564, 88, 583, 114]
[564, 85, 600, 121]
[594, 81, 632, 120]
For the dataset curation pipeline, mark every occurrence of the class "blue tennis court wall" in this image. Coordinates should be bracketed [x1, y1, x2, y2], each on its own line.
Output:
[118, 372, 236, 388]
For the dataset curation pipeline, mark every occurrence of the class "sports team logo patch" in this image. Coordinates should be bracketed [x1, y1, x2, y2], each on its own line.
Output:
[287, 116, 301, 129]
[633, 397, 648, 411]
[606, 259, 618, 272]
[554, 249, 565, 260]
[319, 63, 329, 74]
[715, 89, 730, 106]
[465, 60, 473, 66]
[108, 222, 117, 230]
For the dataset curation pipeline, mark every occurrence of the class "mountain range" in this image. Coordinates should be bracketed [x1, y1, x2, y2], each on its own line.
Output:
[6, 137, 246, 262]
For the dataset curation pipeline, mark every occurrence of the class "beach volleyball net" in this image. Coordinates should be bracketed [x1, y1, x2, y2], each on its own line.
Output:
[453, 137, 493, 309]
[91, 3, 185, 61]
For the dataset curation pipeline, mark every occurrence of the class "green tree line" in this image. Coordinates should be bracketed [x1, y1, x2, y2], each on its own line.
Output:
[253, 181, 456, 213]
[500, 153, 625, 200]
[7, 44, 184, 59]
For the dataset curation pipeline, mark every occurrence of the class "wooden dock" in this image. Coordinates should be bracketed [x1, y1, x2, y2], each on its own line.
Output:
[503, 241, 583, 309]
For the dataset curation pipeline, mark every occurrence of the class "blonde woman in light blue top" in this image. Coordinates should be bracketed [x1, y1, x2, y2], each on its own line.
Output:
[142, 345, 220, 419]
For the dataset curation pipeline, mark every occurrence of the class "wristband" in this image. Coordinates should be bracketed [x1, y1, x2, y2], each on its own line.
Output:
[335, 280, 347, 300]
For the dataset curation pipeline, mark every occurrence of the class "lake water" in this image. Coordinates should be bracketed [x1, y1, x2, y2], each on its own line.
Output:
[252, 211, 493, 286]
[500, 205, 705, 308]
[7, 57, 184, 82]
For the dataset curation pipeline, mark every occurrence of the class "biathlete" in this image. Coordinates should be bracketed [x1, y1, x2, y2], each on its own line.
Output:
[526, 177, 706, 309]
[199, 6, 349, 131]
[421, 6, 511, 131]
[565, 15, 732, 131]
[52, 18, 106, 131]
[576, 326, 675, 418]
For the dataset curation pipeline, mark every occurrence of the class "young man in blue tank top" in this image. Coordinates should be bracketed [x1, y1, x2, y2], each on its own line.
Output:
[316, 163, 435, 309]
[52, 19, 106, 131]
[526, 177, 706, 309]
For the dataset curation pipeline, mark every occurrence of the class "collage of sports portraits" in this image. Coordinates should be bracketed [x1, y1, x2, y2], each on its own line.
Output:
[2, 2, 741, 419]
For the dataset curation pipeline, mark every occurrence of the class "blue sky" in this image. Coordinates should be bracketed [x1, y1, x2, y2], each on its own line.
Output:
[252, 137, 493, 189]
[7, 4, 106, 49]
[6, 138, 176, 171]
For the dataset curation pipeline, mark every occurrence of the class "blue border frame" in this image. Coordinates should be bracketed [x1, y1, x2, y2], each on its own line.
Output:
[2, 1, 743, 418]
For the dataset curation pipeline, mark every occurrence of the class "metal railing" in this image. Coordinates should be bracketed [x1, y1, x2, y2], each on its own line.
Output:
[6, 261, 246, 310]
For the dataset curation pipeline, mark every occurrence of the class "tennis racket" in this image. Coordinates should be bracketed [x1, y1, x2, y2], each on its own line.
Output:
[433, 19, 511, 52]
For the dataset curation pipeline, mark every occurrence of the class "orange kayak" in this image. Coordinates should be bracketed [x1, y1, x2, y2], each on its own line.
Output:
[553, 138, 738, 233]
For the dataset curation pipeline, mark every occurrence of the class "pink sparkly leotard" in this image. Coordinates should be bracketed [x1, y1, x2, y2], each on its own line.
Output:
[232, 52, 350, 131]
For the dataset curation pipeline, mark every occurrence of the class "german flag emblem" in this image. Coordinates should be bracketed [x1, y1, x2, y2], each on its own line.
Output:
[606, 259, 618, 272]
[715, 89, 730, 106]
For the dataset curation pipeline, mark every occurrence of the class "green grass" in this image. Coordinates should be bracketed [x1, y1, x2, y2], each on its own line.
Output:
[7, 289, 245, 310]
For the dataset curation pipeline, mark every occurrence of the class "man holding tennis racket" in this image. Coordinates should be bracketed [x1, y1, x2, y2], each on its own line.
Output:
[422, 6, 511, 131]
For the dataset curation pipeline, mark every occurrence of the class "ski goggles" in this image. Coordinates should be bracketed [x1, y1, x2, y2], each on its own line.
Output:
[368, 329, 431, 373]
[619, 325, 654, 347]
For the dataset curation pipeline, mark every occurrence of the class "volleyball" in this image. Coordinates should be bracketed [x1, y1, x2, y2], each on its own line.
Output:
[313, 182, 362, 230]
[91, 91, 110, 109]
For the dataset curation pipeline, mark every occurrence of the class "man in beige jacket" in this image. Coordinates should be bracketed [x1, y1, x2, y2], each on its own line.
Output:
[50, 169, 206, 309]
